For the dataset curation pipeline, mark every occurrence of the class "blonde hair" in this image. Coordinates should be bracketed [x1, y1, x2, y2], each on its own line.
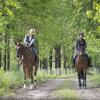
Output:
[29, 29, 35, 35]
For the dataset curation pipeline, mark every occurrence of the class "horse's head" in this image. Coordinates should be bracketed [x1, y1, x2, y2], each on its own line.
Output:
[15, 41, 24, 59]
[78, 46, 85, 56]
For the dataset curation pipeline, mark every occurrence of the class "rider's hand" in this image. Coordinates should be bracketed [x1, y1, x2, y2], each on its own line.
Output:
[28, 44, 32, 47]
[25, 43, 29, 47]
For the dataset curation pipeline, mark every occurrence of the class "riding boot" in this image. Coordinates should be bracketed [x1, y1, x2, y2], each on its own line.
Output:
[34, 52, 39, 66]
[88, 58, 92, 67]
[72, 58, 74, 67]
[32, 48, 39, 61]
[72, 54, 77, 66]
[85, 54, 92, 67]
[34, 51, 38, 59]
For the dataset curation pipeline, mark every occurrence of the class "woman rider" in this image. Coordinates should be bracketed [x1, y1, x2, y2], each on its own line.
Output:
[24, 28, 38, 58]
[73, 32, 91, 66]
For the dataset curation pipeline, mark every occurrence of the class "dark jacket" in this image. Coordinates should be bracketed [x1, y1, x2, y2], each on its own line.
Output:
[76, 38, 87, 51]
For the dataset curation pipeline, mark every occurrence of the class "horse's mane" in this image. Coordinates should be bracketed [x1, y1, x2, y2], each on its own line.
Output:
[19, 43, 32, 54]
[18, 43, 36, 61]
[19, 43, 29, 49]
[20, 43, 26, 47]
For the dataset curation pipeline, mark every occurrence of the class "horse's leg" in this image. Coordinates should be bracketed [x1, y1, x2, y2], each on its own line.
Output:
[23, 68, 27, 89]
[78, 72, 82, 89]
[80, 70, 84, 87]
[83, 70, 87, 89]
[30, 68, 34, 90]
[30, 75, 34, 90]
[23, 75, 27, 89]
[33, 65, 38, 87]
[31, 56, 39, 88]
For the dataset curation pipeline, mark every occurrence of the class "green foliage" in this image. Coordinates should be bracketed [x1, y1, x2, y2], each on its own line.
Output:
[0, 70, 9, 88]
[0, 70, 9, 96]
[0, 0, 100, 96]
[90, 74, 100, 83]
[0, 0, 99, 66]
[0, 69, 56, 96]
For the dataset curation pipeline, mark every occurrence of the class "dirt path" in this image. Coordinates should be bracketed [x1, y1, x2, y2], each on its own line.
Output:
[1, 77, 100, 100]
[1, 78, 66, 100]
[73, 78, 100, 100]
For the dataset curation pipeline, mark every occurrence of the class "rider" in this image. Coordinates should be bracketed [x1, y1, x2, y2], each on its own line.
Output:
[24, 28, 38, 57]
[73, 32, 91, 66]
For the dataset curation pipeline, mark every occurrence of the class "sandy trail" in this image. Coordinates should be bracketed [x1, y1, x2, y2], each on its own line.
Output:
[1, 78, 66, 100]
[1, 77, 100, 100]
[73, 78, 100, 100]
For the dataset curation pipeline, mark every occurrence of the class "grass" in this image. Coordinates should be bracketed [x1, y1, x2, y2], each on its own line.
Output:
[0, 68, 57, 96]
[1, 67, 99, 97]
[53, 73, 100, 99]
[53, 80, 78, 99]
[89, 74, 100, 82]
[0, 67, 77, 96]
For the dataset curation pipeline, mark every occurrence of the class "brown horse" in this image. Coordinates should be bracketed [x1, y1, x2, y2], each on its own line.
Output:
[75, 47, 89, 89]
[15, 41, 39, 89]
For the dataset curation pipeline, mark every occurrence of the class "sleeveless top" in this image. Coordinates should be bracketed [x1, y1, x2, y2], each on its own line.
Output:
[25, 34, 35, 48]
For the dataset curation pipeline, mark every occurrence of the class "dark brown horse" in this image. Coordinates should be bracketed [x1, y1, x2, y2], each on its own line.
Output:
[75, 47, 89, 89]
[15, 41, 39, 89]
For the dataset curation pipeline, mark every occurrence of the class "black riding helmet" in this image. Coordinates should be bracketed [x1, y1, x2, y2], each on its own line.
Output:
[79, 32, 84, 37]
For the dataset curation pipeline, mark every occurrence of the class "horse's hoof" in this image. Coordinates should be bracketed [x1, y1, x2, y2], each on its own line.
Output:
[84, 86, 87, 89]
[34, 81, 37, 88]
[79, 86, 82, 89]
[23, 84, 26, 89]
[34, 85, 37, 89]
[30, 84, 34, 90]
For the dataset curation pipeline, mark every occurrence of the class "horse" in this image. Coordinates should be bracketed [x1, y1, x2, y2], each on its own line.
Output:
[75, 47, 89, 89]
[15, 41, 39, 89]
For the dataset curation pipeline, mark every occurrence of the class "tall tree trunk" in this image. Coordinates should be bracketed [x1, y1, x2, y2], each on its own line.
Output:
[7, 38, 10, 70]
[4, 24, 11, 71]
[39, 59, 42, 69]
[49, 49, 53, 74]
[63, 54, 67, 74]
[55, 46, 58, 75]
[42, 58, 48, 72]
[0, 33, 3, 68]
[4, 33, 7, 71]
[55, 45, 61, 75]
[7, 25, 10, 70]
[0, 48, 2, 68]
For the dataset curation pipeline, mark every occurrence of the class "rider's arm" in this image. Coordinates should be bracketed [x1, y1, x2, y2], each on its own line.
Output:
[24, 35, 27, 44]
[83, 39, 87, 48]
[24, 35, 29, 46]
[75, 39, 79, 51]
[29, 38, 35, 47]
[85, 41, 87, 48]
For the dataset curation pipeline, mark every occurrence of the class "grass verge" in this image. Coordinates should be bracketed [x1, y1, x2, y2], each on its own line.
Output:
[0, 69, 56, 96]
[53, 80, 78, 99]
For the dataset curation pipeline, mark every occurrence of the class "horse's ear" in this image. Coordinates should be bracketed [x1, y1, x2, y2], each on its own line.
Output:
[14, 37, 22, 45]
[15, 41, 20, 46]
[15, 41, 17, 45]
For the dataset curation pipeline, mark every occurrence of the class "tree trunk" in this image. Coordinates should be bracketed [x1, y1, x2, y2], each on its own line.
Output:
[49, 49, 53, 74]
[42, 58, 48, 72]
[39, 59, 42, 69]
[63, 55, 67, 74]
[0, 48, 2, 68]
[0, 33, 3, 68]
[7, 25, 10, 70]
[3, 53, 6, 71]
[55, 45, 61, 75]
[4, 33, 7, 71]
